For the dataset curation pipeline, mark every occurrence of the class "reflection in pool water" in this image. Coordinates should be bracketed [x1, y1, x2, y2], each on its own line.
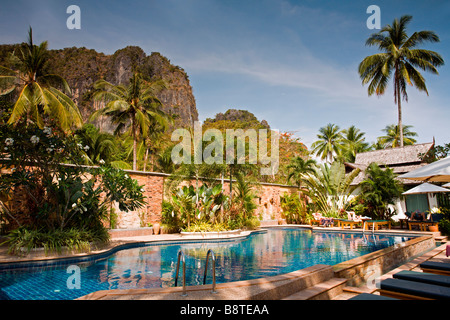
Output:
[0, 228, 412, 300]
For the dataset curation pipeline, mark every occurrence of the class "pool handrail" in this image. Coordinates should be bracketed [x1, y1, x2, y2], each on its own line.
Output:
[203, 249, 217, 293]
[174, 250, 187, 296]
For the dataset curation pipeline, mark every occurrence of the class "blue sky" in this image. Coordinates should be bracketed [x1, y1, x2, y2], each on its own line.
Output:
[1, 0, 449, 151]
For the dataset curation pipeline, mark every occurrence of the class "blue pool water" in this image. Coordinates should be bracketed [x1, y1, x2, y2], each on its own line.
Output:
[0, 228, 412, 300]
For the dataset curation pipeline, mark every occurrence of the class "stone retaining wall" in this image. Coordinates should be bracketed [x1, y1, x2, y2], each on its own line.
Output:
[333, 235, 436, 286]
[114, 170, 299, 229]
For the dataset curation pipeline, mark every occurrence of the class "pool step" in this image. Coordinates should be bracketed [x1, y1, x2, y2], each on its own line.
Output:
[281, 278, 348, 300]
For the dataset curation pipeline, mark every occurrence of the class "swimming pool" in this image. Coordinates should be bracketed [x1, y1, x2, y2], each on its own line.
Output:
[0, 228, 413, 300]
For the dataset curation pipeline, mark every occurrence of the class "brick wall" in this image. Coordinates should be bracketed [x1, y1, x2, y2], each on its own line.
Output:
[115, 170, 299, 229]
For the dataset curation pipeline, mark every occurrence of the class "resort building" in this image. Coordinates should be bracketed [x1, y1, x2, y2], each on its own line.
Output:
[345, 142, 437, 220]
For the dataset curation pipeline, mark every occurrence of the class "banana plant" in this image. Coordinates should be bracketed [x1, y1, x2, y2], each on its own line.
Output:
[171, 183, 228, 227]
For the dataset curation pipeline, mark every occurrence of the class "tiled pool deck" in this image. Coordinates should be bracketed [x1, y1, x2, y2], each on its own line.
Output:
[0, 225, 447, 300]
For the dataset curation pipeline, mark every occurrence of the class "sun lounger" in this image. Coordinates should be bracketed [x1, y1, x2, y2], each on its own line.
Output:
[348, 293, 398, 300]
[379, 278, 450, 300]
[420, 261, 450, 276]
[408, 212, 442, 231]
[393, 270, 450, 287]
[363, 220, 391, 230]
[336, 219, 359, 229]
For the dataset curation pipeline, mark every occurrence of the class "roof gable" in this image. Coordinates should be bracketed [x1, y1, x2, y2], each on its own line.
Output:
[354, 143, 434, 166]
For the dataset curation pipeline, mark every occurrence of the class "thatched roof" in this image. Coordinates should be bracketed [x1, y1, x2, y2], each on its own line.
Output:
[346, 143, 434, 185]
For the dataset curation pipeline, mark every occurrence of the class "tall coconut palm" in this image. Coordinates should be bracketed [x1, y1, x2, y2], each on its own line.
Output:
[0, 27, 82, 131]
[359, 15, 444, 147]
[378, 124, 417, 148]
[311, 123, 343, 163]
[91, 73, 168, 170]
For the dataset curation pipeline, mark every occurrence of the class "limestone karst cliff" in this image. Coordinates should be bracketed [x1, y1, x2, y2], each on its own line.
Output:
[0, 44, 198, 129]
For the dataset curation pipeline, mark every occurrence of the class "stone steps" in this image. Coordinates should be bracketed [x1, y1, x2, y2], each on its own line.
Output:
[281, 278, 348, 300]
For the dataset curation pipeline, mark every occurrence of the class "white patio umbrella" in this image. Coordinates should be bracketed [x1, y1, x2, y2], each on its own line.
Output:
[402, 182, 450, 195]
[443, 182, 450, 188]
[398, 156, 450, 182]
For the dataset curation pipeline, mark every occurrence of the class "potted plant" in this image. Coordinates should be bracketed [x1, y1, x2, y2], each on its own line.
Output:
[153, 222, 160, 235]
[429, 208, 443, 232]
[428, 225, 439, 232]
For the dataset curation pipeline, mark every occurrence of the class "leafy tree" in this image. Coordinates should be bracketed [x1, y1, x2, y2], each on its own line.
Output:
[419, 143, 450, 163]
[0, 27, 82, 131]
[0, 123, 145, 254]
[359, 15, 444, 147]
[92, 72, 169, 170]
[75, 123, 129, 168]
[155, 145, 177, 174]
[311, 123, 343, 163]
[378, 124, 417, 148]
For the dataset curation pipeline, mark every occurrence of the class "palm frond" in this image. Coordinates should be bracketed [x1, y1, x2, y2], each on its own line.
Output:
[7, 83, 32, 125]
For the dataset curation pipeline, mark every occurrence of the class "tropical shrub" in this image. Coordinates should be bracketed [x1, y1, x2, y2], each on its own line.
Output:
[438, 207, 450, 236]
[280, 193, 307, 224]
[0, 123, 145, 254]
[161, 200, 182, 233]
[170, 183, 229, 230]
[4, 226, 110, 256]
[232, 172, 257, 221]
[358, 163, 403, 220]
[242, 216, 260, 230]
[302, 161, 360, 217]
[183, 221, 228, 232]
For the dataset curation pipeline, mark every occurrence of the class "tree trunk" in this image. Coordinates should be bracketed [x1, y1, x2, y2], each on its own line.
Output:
[220, 172, 224, 223]
[143, 148, 148, 172]
[398, 89, 403, 147]
[229, 167, 233, 202]
[132, 118, 137, 171]
[395, 68, 404, 148]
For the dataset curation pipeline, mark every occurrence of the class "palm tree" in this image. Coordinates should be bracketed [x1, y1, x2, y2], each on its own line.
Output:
[311, 123, 343, 163]
[287, 156, 316, 188]
[91, 73, 168, 170]
[0, 27, 82, 131]
[233, 172, 258, 221]
[339, 125, 370, 162]
[378, 124, 417, 148]
[359, 15, 444, 147]
[75, 123, 130, 168]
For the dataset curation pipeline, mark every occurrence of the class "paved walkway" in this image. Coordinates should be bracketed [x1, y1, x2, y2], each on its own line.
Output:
[333, 241, 449, 299]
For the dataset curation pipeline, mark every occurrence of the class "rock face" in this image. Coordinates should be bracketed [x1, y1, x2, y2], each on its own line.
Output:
[0, 44, 198, 129]
[204, 109, 270, 129]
